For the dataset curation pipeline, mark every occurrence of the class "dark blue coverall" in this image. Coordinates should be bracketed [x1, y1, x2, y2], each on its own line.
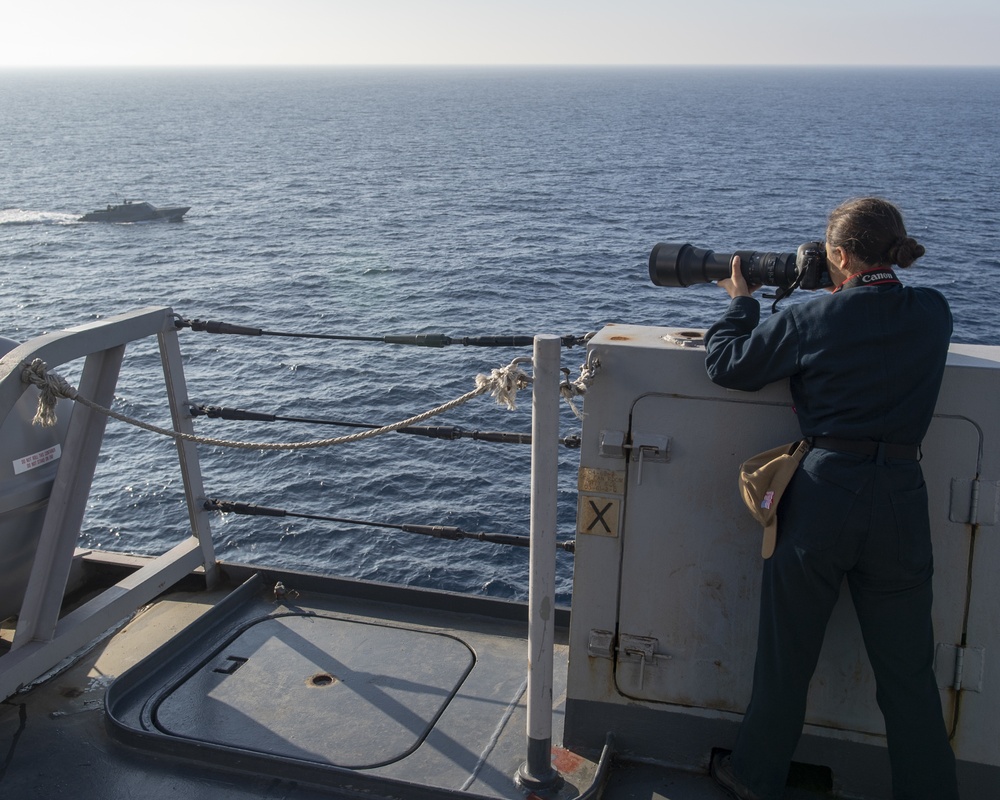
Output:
[704, 274, 960, 800]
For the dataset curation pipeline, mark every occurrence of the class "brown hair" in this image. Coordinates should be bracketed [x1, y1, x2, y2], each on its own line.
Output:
[826, 197, 926, 269]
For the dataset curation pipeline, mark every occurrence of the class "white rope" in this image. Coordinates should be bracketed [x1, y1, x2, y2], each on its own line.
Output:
[559, 354, 599, 420]
[22, 359, 78, 427]
[474, 356, 532, 410]
[20, 357, 533, 451]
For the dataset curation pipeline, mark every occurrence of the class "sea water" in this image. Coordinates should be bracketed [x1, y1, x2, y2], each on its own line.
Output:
[1, 67, 998, 603]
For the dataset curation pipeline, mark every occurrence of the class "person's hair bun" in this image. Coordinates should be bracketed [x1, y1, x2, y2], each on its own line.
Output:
[888, 236, 925, 268]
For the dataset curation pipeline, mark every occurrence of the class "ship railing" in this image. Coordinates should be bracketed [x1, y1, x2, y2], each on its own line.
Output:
[0, 307, 218, 700]
[0, 307, 564, 784]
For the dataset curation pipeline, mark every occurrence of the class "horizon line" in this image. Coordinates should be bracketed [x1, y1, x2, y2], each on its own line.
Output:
[2, 62, 998, 70]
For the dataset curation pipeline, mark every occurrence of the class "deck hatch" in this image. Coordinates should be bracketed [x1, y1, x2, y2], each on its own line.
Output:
[151, 613, 475, 769]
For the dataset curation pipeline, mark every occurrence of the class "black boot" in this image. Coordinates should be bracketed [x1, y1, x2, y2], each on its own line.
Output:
[710, 753, 763, 800]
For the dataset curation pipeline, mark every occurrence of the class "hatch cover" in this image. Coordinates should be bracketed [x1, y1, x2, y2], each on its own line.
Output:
[152, 613, 475, 769]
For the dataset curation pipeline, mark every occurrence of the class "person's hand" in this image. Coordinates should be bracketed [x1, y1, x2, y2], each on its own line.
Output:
[717, 255, 760, 298]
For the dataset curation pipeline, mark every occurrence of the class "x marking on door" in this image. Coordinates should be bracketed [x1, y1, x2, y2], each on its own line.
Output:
[587, 500, 613, 534]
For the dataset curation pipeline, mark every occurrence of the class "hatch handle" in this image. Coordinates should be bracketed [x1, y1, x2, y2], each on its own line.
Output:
[618, 634, 669, 690]
[213, 655, 248, 675]
[631, 434, 670, 485]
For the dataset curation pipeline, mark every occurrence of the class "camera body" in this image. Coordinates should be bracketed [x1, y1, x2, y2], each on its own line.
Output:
[649, 241, 832, 292]
[795, 241, 831, 291]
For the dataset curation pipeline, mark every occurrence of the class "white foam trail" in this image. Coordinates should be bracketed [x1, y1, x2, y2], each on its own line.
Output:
[0, 209, 80, 225]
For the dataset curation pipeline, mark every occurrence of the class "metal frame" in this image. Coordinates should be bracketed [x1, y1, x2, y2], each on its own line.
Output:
[0, 311, 567, 791]
[0, 307, 217, 699]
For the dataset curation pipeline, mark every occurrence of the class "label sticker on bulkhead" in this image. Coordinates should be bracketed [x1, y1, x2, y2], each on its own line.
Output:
[13, 444, 62, 475]
[577, 494, 621, 537]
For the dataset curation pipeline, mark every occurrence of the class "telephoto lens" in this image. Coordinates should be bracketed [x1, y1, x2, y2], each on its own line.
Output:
[649, 242, 800, 288]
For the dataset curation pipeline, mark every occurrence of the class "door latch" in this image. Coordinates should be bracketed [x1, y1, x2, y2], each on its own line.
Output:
[630, 434, 670, 485]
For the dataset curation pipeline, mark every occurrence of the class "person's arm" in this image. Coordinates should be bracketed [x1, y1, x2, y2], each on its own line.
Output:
[705, 256, 800, 391]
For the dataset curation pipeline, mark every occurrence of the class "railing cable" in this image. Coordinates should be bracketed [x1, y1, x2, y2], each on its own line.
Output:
[22, 346, 598, 446]
[173, 316, 593, 349]
[205, 499, 576, 552]
[21, 356, 534, 449]
[188, 403, 581, 448]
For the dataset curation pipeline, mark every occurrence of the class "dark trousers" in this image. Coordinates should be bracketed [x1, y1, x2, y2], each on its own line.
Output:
[730, 451, 959, 800]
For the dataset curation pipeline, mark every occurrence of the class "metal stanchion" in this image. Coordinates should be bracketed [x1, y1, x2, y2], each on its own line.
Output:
[516, 334, 563, 792]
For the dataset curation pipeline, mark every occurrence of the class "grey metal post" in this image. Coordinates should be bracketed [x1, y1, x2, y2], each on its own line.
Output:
[12, 344, 125, 648]
[0, 308, 214, 700]
[158, 327, 219, 588]
[516, 334, 563, 791]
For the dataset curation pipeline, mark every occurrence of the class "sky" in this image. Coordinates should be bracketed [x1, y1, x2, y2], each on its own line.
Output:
[2, 0, 998, 68]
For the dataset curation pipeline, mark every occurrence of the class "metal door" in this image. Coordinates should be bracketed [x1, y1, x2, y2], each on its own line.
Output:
[614, 392, 976, 736]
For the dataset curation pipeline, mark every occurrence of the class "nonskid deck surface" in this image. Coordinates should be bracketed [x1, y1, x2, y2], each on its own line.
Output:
[0, 572, 830, 800]
[1, 571, 595, 800]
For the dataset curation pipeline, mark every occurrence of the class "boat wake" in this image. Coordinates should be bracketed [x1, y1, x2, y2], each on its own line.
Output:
[0, 209, 80, 226]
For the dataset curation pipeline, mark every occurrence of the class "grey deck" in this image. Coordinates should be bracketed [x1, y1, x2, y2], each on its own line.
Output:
[0, 567, 828, 800]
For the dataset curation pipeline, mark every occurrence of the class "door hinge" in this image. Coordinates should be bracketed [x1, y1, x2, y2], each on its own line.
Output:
[599, 429, 627, 459]
[934, 644, 985, 693]
[587, 631, 673, 689]
[949, 479, 999, 526]
[587, 629, 615, 659]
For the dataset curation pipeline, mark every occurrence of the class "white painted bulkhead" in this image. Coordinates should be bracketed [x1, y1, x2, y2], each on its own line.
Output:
[565, 323, 999, 797]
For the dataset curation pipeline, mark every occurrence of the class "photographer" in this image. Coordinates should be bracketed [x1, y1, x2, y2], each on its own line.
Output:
[704, 198, 960, 800]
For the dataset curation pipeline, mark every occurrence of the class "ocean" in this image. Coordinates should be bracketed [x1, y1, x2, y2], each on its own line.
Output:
[1, 66, 998, 603]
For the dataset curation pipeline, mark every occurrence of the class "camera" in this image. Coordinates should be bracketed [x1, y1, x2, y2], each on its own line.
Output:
[648, 241, 832, 293]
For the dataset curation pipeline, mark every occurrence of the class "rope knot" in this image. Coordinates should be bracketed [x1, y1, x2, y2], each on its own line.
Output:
[21, 358, 77, 427]
[475, 358, 532, 411]
[559, 355, 600, 420]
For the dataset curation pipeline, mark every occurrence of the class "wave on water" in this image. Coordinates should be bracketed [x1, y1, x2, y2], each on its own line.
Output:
[1, 67, 997, 604]
[0, 209, 80, 226]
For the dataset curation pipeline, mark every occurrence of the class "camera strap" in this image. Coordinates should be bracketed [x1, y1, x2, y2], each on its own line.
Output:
[835, 267, 901, 292]
[769, 271, 805, 312]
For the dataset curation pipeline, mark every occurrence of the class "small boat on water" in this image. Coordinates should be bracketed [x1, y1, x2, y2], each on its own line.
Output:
[80, 199, 190, 223]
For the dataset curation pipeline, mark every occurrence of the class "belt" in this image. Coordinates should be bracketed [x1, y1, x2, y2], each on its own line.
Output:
[811, 437, 921, 461]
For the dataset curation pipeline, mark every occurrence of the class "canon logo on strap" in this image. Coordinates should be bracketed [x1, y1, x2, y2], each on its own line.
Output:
[861, 270, 896, 283]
